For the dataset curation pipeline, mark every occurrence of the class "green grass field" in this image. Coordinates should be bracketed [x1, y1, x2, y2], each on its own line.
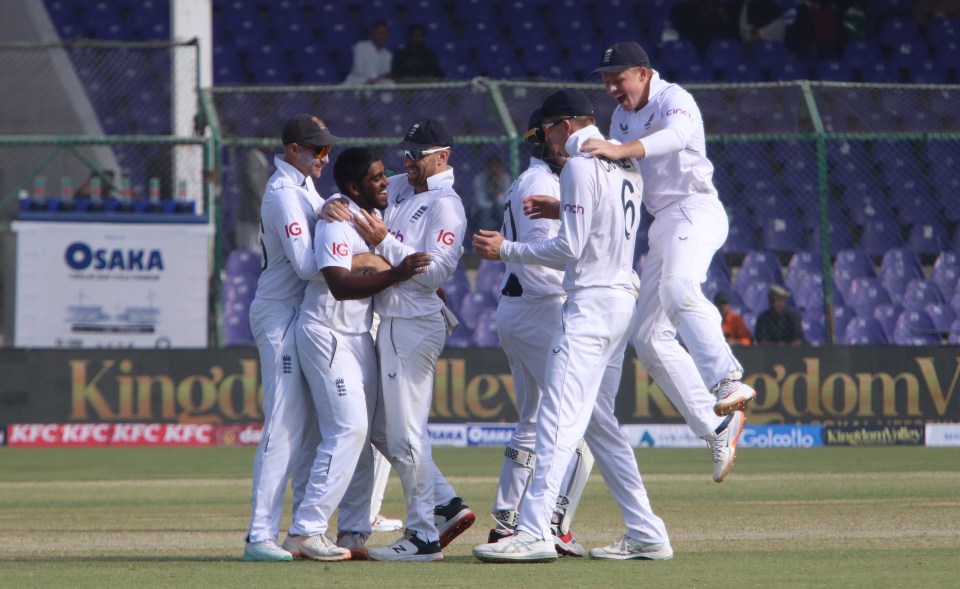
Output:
[1, 446, 958, 588]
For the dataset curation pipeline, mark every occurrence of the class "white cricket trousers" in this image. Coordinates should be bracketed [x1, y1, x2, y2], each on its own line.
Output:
[377, 313, 456, 543]
[246, 296, 320, 543]
[288, 323, 379, 537]
[516, 290, 669, 544]
[492, 295, 564, 518]
[633, 193, 742, 438]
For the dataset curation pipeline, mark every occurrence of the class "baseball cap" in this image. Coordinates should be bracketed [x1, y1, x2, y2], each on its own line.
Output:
[769, 284, 791, 298]
[540, 89, 595, 119]
[593, 41, 651, 73]
[281, 114, 341, 147]
[396, 118, 455, 150]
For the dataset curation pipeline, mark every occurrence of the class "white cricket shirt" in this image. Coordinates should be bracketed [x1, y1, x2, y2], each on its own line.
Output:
[374, 167, 466, 318]
[500, 126, 642, 294]
[254, 156, 323, 301]
[609, 69, 719, 216]
[498, 157, 565, 298]
[299, 196, 375, 334]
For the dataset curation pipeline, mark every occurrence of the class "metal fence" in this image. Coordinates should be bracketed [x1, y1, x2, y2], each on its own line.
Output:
[2, 40, 959, 347]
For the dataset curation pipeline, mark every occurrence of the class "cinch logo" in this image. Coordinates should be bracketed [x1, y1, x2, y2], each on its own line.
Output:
[437, 230, 455, 245]
[563, 203, 584, 215]
[665, 108, 691, 119]
[65, 242, 164, 271]
[331, 242, 348, 256]
[390, 229, 404, 242]
[285, 222, 302, 237]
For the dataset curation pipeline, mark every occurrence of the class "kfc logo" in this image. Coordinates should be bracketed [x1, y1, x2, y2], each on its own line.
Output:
[437, 230, 455, 246]
[331, 242, 349, 256]
[285, 222, 302, 238]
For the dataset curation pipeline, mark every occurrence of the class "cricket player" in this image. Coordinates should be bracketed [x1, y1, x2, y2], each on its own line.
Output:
[243, 115, 338, 562]
[486, 107, 592, 558]
[349, 119, 474, 561]
[280, 147, 432, 561]
[582, 42, 751, 483]
[472, 90, 672, 563]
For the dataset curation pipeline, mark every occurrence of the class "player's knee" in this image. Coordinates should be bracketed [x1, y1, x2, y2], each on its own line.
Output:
[660, 276, 701, 321]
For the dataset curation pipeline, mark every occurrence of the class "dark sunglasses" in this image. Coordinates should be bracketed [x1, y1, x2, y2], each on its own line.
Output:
[404, 147, 449, 161]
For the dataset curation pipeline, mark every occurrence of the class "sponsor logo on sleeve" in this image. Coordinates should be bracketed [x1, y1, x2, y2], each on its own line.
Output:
[331, 242, 349, 256]
[665, 108, 692, 120]
[285, 222, 302, 238]
[562, 203, 584, 215]
[437, 229, 455, 246]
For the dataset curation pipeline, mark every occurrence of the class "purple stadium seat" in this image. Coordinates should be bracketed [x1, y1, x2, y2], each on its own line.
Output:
[844, 316, 887, 345]
[785, 251, 822, 295]
[740, 281, 773, 315]
[878, 247, 924, 303]
[892, 309, 940, 345]
[441, 271, 470, 319]
[802, 311, 826, 345]
[846, 276, 892, 318]
[795, 272, 824, 312]
[901, 279, 945, 312]
[445, 329, 473, 348]
[226, 248, 263, 277]
[907, 222, 951, 255]
[949, 318, 960, 345]
[832, 249, 876, 296]
[873, 302, 905, 342]
[724, 220, 758, 254]
[475, 260, 506, 299]
[833, 305, 855, 341]
[931, 251, 960, 299]
[734, 250, 784, 293]
[860, 219, 905, 257]
[762, 216, 806, 253]
[472, 309, 501, 347]
[925, 303, 957, 335]
[459, 291, 497, 331]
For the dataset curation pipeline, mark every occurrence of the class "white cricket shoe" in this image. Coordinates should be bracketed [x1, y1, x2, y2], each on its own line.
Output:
[712, 373, 757, 416]
[552, 529, 585, 557]
[472, 531, 558, 563]
[711, 410, 744, 483]
[371, 514, 404, 533]
[589, 535, 674, 560]
[337, 531, 370, 560]
[242, 539, 293, 562]
[300, 533, 351, 561]
[368, 533, 443, 562]
[281, 534, 305, 558]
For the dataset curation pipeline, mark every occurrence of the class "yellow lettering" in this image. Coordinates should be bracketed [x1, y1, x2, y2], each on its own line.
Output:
[916, 356, 960, 415]
[69, 360, 116, 419]
[465, 374, 502, 419]
[821, 372, 857, 416]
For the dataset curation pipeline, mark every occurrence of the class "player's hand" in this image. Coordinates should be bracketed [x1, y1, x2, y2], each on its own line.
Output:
[321, 198, 352, 222]
[473, 229, 505, 261]
[436, 287, 447, 304]
[353, 208, 389, 246]
[392, 252, 432, 281]
[522, 195, 560, 220]
[581, 137, 623, 160]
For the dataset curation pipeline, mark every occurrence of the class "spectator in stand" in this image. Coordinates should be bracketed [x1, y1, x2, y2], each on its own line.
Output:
[344, 21, 393, 85]
[754, 284, 805, 345]
[786, 1, 842, 60]
[469, 155, 511, 233]
[714, 291, 753, 346]
[739, 0, 793, 47]
[392, 24, 444, 82]
[670, 0, 740, 57]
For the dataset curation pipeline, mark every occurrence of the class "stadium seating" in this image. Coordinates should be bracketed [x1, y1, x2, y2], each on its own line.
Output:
[873, 302, 905, 342]
[892, 309, 940, 345]
[846, 276, 892, 318]
[901, 278, 945, 312]
[844, 316, 887, 345]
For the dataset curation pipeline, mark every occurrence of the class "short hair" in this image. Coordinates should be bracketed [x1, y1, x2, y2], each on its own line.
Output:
[333, 147, 378, 195]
